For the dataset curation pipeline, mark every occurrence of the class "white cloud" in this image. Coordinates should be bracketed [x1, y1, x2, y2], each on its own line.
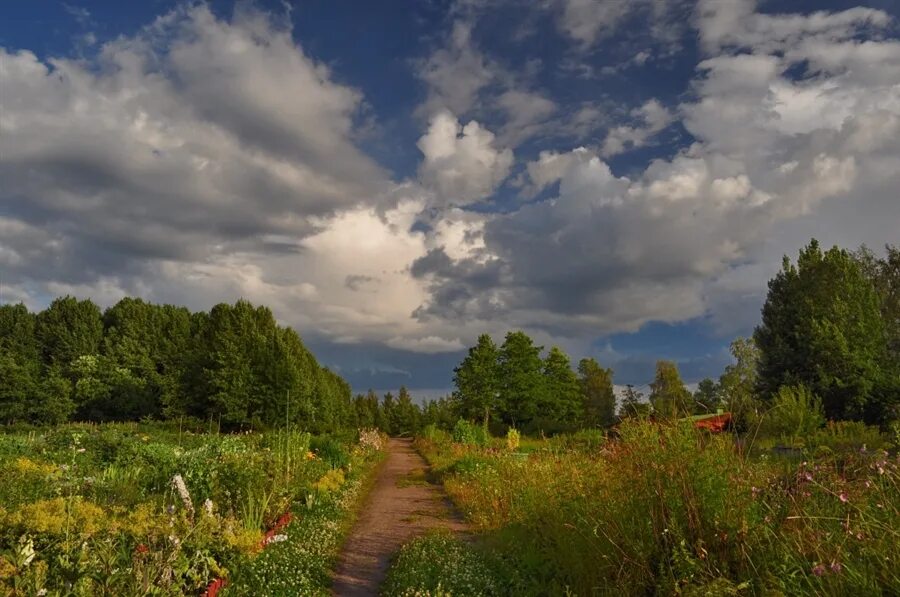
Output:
[417, 21, 495, 117]
[417, 111, 514, 207]
[555, 0, 692, 48]
[415, 1, 900, 341]
[601, 98, 673, 157]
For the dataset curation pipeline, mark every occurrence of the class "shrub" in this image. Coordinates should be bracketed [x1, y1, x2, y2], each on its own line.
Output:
[309, 435, 350, 470]
[761, 384, 825, 442]
[505, 428, 520, 451]
[451, 419, 488, 446]
[808, 420, 892, 453]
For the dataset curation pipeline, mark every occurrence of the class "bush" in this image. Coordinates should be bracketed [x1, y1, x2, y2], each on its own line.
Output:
[761, 384, 825, 442]
[808, 420, 892, 453]
[451, 419, 488, 446]
[505, 428, 520, 451]
[309, 435, 350, 470]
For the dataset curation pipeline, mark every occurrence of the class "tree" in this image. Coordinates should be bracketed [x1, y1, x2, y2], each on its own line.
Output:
[498, 331, 546, 429]
[693, 378, 720, 414]
[541, 347, 582, 429]
[620, 384, 649, 419]
[0, 304, 42, 424]
[649, 361, 691, 418]
[393, 386, 422, 436]
[35, 296, 103, 368]
[578, 358, 616, 427]
[718, 338, 761, 432]
[755, 240, 887, 422]
[855, 245, 900, 360]
[381, 392, 396, 435]
[452, 334, 500, 427]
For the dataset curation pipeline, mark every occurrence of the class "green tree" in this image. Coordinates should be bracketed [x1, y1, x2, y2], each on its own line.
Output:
[381, 392, 396, 435]
[452, 334, 500, 427]
[35, 296, 103, 368]
[540, 346, 582, 430]
[498, 331, 546, 429]
[578, 358, 616, 427]
[393, 386, 422, 436]
[649, 361, 691, 418]
[0, 304, 42, 424]
[620, 384, 649, 419]
[755, 240, 887, 422]
[693, 378, 720, 414]
[719, 338, 761, 432]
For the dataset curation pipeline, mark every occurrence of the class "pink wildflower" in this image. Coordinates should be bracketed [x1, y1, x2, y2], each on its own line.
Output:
[830, 561, 842, 574]
[839, 492, 849, 503]
[812, 563, 826, 577]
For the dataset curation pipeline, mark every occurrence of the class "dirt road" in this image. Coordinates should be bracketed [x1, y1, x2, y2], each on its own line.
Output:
[331, 438, 467, 596]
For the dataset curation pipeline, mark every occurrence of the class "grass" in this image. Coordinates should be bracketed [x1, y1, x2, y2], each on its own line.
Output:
[388, 419, 899, 596]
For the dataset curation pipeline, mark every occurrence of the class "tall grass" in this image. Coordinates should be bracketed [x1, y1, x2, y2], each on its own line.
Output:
[413, 419, 899, 595]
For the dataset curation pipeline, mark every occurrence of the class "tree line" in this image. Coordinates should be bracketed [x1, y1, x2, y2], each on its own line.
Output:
[0, 298, 354, 431]
[1, 238, 896, 435]
[448, 240, 900, 433]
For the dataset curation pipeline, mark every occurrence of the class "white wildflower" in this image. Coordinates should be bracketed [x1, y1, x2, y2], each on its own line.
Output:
[171, 474, 194, 515]
[265, 534, 288, 544]
[203, 498, 214, 516]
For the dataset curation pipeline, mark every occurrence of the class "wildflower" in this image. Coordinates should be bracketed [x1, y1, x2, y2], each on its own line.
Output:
[839, 492, 849, 503]
[18, 537, 35, 567]
[803, 471, 813, 482]
[203, 498, 214, 516]
[37, 590, 47, 597]
[134, 543, 149, 555]
[811, 563, 826, 577]
[830, 561, 842, 574]
[171, 474, 194, 515]
[265, 534, 288, 544]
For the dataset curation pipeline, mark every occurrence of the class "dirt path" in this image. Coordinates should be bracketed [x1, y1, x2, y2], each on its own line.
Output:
[331, 437, 468, 596]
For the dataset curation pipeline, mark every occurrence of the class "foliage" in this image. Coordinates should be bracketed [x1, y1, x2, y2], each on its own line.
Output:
[0, 422, 384, 596]
[497, 331, 546, 431]
[719, 338, 762, 432]
[760, 384, 825, 443]
[406, 419, 900, 596]
[649, 360, 692, 418]
[578, 357, 616, 427]
[756, 240, 888, 423]
[451, 419, 488, 446]
[505, 428, 520, 451]
[452, 334, 501, 427]
[382, 531, 508, 597]
[0, 297, 357, 431]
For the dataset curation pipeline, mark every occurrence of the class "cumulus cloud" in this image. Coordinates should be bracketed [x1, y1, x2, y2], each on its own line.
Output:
[413, 1, 900, 340]
[416, 21, 495, 117]
[601, 99, 673, 157]
[554, 0, 693, 48]
[417, 111, 514, 207]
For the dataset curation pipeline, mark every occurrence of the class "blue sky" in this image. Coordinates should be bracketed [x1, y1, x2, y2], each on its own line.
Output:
[2, 0, 899, 398]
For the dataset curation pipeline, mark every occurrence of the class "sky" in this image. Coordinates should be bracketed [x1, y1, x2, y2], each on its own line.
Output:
[1, 0, 899, 399]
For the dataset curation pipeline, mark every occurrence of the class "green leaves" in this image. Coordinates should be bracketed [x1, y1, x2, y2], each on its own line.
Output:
[756, 240, 889, 423]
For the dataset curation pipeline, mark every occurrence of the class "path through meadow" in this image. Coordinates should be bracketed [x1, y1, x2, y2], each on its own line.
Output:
[331, 438, 468, 596]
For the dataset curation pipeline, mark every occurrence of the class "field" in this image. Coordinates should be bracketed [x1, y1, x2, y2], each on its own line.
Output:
[384, 420, 900, 596]
[0, 423, 385, 596]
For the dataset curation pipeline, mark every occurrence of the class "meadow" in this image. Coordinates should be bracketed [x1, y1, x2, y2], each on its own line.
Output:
[0, 422, 385, 596]
[384, 419, 900, 596]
